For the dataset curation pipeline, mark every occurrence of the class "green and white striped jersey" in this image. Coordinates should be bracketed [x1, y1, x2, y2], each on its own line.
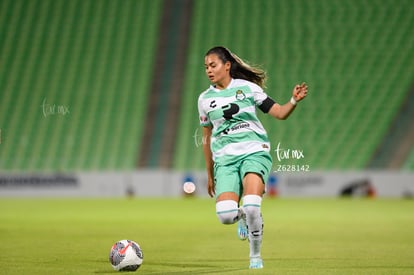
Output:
[198, 78, 275, 164]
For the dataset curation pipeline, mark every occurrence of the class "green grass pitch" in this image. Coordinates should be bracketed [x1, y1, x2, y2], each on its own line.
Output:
[1, 197, 413, 274]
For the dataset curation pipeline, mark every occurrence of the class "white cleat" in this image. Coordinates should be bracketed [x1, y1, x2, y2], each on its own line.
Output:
[249, 257, 264, 269]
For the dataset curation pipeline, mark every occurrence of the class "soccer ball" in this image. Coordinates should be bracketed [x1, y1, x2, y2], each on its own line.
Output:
[109, 240, 143, 271]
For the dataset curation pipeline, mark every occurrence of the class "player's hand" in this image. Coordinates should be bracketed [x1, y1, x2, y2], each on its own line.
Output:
[292, 82, 308, 102]
[207, 177, 215, 198]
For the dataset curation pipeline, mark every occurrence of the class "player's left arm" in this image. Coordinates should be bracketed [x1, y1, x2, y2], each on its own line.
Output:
[268, 82, 308, 120]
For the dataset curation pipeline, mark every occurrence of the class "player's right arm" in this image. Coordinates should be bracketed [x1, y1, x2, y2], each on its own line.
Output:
[202, 126, 215, 198]
[267, 83, 308, 120]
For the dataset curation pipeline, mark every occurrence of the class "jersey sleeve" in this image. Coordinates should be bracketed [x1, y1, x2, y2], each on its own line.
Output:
[198, 94, 212, 127]
[251, 83, 276, 113]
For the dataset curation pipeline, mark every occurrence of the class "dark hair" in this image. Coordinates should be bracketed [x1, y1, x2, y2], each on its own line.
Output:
[205, 46, 266, 88]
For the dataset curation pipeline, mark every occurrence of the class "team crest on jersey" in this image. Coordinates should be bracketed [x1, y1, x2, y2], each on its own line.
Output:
[235, 90, 246, 100]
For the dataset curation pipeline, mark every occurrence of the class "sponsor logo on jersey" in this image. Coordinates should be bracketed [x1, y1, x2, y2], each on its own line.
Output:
[222, 122, 250, 135]
[230, 122, 249, 131]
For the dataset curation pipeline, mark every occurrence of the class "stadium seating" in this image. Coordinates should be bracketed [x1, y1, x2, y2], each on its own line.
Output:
[0, 0, 162, 170]
[0, 0, 412, 171]
[404, 150, 414, 169]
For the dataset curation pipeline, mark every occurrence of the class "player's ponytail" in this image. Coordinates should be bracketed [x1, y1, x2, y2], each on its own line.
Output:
[205, 46, 267, 88]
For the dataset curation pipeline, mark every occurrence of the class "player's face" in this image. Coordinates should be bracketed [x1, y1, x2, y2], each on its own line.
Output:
[204, 54, 231, 88]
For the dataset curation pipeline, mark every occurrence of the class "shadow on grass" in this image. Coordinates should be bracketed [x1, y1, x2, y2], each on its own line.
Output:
[95, 259, 246, 274]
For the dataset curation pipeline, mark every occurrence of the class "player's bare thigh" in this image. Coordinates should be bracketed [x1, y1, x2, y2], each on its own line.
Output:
[216, 173, 264, 202]
[243, 172, 265, 196]
[216, 192, 239, 202]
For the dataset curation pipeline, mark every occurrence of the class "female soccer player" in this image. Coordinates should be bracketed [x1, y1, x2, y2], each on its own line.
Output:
[198, 46, 308, 269]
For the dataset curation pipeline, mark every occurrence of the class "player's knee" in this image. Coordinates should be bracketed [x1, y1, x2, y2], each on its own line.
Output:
[216, 200, 239, 224]
[217, 212, 238, 224]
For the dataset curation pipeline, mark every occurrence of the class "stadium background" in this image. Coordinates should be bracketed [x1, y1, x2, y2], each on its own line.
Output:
[0, 0, 413, 196]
